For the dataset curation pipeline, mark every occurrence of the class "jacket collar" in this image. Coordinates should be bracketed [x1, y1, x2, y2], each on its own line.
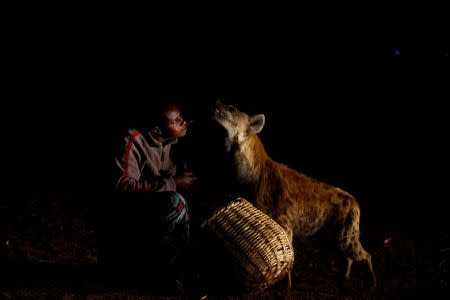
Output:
[146, 131, 178, 147]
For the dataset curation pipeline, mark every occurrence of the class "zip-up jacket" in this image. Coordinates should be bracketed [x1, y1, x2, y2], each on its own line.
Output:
[114, 129, 178, 192]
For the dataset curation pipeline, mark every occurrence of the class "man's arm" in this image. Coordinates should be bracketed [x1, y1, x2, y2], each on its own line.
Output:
[113, 133, 176, 192]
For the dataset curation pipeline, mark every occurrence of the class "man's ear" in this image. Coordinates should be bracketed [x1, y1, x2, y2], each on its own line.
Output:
[249, 114, 265, 133]
[151, 126, 163, 136]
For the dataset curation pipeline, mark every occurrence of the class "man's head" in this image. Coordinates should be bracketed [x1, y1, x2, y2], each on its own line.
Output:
[151, 103, 188, 140]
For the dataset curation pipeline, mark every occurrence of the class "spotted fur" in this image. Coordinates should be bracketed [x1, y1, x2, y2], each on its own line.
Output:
[213, 101, 376, 289]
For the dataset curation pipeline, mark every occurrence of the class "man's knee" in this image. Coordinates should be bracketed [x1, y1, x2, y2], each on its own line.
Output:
[168, 191, 188, 212]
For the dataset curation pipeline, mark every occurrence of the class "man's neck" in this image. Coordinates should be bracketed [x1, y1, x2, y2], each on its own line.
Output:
[155, 136, 167, 144]
[148, 130, 176, 146]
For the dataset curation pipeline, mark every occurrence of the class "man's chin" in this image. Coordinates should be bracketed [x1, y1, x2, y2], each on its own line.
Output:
[179, 129, 187, 137]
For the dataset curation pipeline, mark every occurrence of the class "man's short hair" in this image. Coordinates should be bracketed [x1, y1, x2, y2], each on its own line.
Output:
[148, 101, 179, 127]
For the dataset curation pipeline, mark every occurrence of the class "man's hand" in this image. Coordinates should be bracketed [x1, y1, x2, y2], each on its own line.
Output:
[175, 172, 198, 190]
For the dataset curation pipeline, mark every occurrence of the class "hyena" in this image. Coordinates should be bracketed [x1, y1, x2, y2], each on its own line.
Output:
[212, 100, 376, 289]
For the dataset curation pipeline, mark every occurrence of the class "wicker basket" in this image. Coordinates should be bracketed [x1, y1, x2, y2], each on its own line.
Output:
[201, 197, 294, 290]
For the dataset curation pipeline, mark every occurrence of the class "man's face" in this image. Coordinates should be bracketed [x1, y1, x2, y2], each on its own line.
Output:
[159, 105, 187, 138]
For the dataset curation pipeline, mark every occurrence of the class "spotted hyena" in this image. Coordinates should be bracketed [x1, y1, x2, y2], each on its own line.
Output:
[212, 100, 376, 289]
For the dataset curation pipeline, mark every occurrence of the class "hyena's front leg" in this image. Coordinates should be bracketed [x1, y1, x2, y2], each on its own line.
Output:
[277, 218, 294, 289]
[286, 228, 294, 289]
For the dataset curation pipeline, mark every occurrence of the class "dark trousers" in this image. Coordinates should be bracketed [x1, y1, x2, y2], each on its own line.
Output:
[97, 191, 190, 276]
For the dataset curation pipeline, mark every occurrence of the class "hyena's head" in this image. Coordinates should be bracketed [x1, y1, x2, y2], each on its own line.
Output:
[212, 100, 265, 142]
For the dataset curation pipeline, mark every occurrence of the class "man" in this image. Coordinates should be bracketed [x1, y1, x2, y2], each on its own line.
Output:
[109, 101, 199, 294]
[114, 102, 197, 193]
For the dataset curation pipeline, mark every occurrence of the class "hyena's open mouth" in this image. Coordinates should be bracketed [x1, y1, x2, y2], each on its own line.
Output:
[213, 101, 229, 120]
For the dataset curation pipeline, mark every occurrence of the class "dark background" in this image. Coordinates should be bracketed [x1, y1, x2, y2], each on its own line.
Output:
[0, 11, 449, 298]
[2, 16, 449, 233]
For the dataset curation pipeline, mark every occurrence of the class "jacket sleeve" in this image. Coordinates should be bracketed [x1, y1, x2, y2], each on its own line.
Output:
[114, 135, 177, 192]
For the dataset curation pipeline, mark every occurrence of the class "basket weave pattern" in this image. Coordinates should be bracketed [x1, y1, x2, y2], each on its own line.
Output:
[201, 198, 294, 290]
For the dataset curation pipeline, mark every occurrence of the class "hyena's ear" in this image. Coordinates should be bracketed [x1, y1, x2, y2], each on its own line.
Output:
[249, 114, 265, 133]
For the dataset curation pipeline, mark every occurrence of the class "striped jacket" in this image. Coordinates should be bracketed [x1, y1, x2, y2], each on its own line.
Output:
[114, 129, 178, 192]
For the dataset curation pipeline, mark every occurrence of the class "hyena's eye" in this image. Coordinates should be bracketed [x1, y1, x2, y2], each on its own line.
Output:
[229, 105, 238, 112]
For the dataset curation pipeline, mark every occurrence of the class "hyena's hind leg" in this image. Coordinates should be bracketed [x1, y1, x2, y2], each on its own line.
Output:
[338, 210, 376, 289]
[343, 237, 376, 288]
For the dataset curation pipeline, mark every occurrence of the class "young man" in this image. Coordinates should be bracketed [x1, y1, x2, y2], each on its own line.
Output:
[110, 101, 199, 294]
[115, 102, 196, 193]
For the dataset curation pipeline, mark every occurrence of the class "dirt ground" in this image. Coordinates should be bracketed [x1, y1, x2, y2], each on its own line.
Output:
[1, 194, 449, 300]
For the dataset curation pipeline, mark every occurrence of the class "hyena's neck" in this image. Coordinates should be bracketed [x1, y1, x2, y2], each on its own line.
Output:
[226, 133, 270, 184]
